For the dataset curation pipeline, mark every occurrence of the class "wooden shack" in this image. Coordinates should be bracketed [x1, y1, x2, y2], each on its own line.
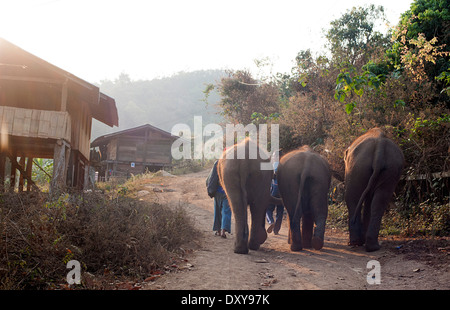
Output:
[90, 124, 176, 180]
[0, 38, 118, 192]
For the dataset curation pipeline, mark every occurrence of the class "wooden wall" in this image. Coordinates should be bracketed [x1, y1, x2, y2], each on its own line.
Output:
[116, 137, 172, 164]
[66, 96, 91, 160]
[92, 126, 175, 180]
[0, 106, 71, 143]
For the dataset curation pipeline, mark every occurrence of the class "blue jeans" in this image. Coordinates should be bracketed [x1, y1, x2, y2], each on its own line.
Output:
[213, 192, 232, 232]
[266, 183, 283, 232]
[266, 203, 284, 225]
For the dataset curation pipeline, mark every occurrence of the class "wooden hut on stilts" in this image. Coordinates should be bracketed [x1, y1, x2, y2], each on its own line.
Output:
[0, 38, 118, 193]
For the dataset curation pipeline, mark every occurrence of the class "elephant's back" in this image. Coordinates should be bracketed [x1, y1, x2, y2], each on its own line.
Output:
[278, 148, 330, 187]
[347, 136, 403, 167]
[280, 148, 328, 171]
[383, 138, 404, 168]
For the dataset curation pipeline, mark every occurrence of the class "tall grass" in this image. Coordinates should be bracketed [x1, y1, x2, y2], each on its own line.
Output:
[0, 185, 199, 289]
[326, 201, 450, 237]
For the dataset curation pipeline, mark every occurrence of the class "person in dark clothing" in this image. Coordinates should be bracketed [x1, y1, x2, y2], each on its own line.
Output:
[206, 160, 231, 238]
[266, 150, 284, 235]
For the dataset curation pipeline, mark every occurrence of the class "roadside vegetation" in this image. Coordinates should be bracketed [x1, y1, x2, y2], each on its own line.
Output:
[205, 0, 450, 238]
[1, 0, 448, 290]
[0, 172, 199, 289]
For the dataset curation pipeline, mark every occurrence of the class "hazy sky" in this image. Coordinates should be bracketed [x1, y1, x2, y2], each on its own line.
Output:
[1, 0, 413, 83]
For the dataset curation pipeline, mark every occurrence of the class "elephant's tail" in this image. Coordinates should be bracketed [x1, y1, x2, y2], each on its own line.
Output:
[239, 164, 248, 210]
[292, 164, 310, 224]
[350, 139, 385, 225]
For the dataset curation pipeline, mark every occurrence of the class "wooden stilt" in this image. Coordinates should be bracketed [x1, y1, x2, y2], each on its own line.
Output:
[84, 163, 89, 190]
[50, 139, 70, 194]
[10, 153, 16, 192]
[18, 156, 25, 192]
[5, 153, 39, 192]
[26, 157, 33, 192]
[0, 153, 5, 191]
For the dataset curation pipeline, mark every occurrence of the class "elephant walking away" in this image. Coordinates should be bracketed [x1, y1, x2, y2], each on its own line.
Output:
[218, 138, 278, 254]
[277, 146, 331, 251]
[344, 128, 404, 252]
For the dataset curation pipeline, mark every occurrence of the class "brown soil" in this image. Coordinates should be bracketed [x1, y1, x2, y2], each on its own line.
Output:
[141, 170, 449, 290]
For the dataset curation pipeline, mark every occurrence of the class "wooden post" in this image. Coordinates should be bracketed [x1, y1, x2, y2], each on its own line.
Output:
[61, 78, 68, 112]
[26, 157, 33, 192]
[143, 127, 149, 165]
[105, 162, 109, 181]
[63, 145, 70, 186]
[18, 156, 25, 192]
[6, 155, 39, 192]
[9, 153, 16, 192]
[50, 139, 70, 194]
[84, 163, 89, 190]
[0, 153, 5, 191]
[72, 151, 79, 188]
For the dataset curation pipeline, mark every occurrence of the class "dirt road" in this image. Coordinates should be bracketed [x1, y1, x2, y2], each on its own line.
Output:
[142, 170, 449, 290]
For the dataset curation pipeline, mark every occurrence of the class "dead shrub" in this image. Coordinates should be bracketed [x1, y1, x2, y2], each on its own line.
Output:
[0, 191, 199, 289]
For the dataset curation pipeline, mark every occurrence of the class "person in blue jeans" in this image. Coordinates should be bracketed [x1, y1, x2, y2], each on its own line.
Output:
[266, 150, 284, 235]
[206, 160, 231, 238]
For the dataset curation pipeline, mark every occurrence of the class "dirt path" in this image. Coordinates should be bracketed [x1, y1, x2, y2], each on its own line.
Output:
[142, 170, 449, 290]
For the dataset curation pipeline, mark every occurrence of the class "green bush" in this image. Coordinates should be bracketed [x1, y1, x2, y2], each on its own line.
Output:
[327, 200, 449, 237]
[327, 202, 349, 231]
[381, 201, 450, 237]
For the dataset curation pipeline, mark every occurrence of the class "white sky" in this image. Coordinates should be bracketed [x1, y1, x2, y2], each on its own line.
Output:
[1, 0, 413, 83]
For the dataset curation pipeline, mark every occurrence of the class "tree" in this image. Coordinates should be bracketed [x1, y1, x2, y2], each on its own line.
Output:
[394, 0, 450, 97]
[334, 0, 450, 114]
[330, 1, 450, 199]
[212, 70, 280, 125]
[325, 4, 391, 66]
[400, 0, 450, 50]
[391, 17, 449, 85]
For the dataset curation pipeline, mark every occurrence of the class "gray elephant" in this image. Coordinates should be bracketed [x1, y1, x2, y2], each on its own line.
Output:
[344, 128, 404, 252]
[277, 146, 331, 251]
[218, 138, 278, 254]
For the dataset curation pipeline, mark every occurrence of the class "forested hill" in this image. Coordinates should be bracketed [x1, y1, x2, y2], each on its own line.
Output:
[92, 69, 226, 140]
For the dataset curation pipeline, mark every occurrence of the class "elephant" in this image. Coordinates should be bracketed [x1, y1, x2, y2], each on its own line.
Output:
[217, 138, 279, 254]
[344, 127, 404, 252]
[277, 146, 331, 251]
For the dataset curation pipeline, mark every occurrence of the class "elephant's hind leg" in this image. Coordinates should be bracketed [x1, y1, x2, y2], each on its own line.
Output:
[345, 185, 365, 247]
[311, 190, 328, 250]
[248, 202, 267, 251]
[225, 184, 249, 254]
[288, 209, 303, 251]
[365, 187, 391, 252]
[301, 213, 313, 248]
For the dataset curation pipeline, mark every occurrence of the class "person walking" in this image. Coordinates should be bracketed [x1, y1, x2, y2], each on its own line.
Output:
[206, 160, 231, 238]
[266, 150, 284, 235]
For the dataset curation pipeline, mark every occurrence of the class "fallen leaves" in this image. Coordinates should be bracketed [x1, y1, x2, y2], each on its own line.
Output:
[259, 270, 278, 287]
[140, 260, 194, 289]
[144, 270, 165, 282]
[57, 256, 196, 290]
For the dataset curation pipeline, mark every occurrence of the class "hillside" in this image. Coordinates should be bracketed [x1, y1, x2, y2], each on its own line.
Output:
[92, 70, 226, 139]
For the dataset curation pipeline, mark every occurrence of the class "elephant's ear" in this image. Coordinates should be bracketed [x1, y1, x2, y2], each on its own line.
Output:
[344, 148, 348, 161]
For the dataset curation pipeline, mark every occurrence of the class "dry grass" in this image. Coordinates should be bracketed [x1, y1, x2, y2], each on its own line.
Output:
[0, 174, 200, 289]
